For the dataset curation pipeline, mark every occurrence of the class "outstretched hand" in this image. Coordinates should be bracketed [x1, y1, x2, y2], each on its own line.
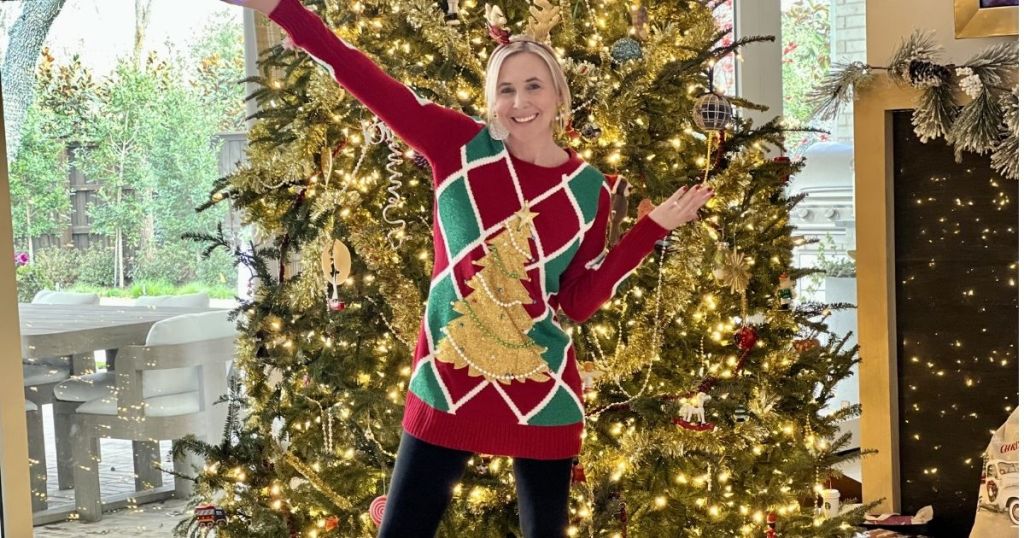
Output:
[646, 184, 714, 231]
[219, 0, 280, 15]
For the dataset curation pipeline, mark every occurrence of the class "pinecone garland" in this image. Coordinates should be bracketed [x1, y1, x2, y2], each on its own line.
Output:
[906, 59, 951, 88]
[956, 67, 984, 99]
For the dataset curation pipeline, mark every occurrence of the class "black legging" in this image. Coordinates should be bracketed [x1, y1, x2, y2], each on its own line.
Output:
[378, 432, 573, 538]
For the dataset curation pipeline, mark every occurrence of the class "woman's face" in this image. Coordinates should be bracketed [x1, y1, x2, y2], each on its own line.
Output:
[493, 52, 561, 140]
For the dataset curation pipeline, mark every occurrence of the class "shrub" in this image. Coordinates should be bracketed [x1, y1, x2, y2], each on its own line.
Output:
[78, 245, 117, 287]
[31, 247, 81, 290]
[15, 262, 51, 303]
[196, 246, 237, 288]
[131, 243, 198, 286]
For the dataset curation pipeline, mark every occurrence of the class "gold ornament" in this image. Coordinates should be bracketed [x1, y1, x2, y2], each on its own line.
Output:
[712, 243, 751, 294]
[321, 240, 352, 308]
[279, 450, 351, 511]
[320, 240, 352, 284]
[264, 314, 284, 332]
[319, 145, 334, 186]
[435, 207, 550, 384]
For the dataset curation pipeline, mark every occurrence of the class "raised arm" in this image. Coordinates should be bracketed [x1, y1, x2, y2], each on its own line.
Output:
[557, 179, 713, 324]
[224, 0, 480, 162]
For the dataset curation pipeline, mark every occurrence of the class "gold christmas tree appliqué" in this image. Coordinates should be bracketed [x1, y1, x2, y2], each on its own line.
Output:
[435, 207, 550, 384]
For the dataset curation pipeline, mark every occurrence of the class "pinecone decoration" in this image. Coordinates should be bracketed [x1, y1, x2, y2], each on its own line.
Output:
[906, 59, 951, 88]
[611, 37, 643, 63]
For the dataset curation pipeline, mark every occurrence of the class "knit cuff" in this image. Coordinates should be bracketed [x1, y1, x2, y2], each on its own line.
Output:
[629, 214, 672, 249]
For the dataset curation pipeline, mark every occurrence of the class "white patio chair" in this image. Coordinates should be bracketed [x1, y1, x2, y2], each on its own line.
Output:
[24, 291, 99, 492]
[31, 290, 100, 305]
[52, 293, 212, 489]
[25, 290, 100, 378]
[133, 292, 210, 308]
[70, 310, 235, 522]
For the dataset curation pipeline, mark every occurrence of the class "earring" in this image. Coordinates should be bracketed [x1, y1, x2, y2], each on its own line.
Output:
[488, 113, 509, 141]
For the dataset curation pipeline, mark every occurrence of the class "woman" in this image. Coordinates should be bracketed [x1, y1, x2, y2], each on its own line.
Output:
[222, 1, 714, 536]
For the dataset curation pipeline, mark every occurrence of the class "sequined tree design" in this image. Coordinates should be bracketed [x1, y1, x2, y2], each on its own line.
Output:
[435, 206, 550, 384]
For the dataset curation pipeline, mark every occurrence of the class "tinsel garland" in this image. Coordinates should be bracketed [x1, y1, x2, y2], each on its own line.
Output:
[808, 31, 1018, 179]
[279, 449, 353, 511]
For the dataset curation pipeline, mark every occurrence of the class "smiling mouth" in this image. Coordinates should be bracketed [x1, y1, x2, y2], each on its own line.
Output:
[511, 113, 539, 124]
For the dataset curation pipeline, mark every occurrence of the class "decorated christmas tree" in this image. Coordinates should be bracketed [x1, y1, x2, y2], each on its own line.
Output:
[174, 0, 871, 536]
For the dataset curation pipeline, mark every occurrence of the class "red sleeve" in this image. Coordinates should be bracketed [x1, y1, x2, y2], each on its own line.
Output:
[556, 178, 671, 324]
[268, 0, 479, 162]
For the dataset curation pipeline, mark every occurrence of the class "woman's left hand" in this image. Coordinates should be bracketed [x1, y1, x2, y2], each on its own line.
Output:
[646, 184, 714, 231]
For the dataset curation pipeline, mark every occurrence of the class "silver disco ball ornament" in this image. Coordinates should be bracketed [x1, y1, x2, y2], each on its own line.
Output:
[691, 92, 734, 131]
[610, 37, 643, 64]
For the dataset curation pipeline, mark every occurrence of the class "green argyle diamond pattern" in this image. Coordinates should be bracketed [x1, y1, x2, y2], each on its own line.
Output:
[409, 361, 450, 412]
[425, 274, 459, 345]
[528, 386, 583, 426]
[526, 310, 571, 370]
[436, 176, 480, 258]
[544, 239, 579, 295]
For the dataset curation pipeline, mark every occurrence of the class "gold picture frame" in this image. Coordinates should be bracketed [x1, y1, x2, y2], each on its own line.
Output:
[954, 0, 1019, 38]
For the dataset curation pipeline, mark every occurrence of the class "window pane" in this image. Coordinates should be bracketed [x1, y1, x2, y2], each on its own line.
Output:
[783, 0, 864, 418]
[711, 0, 737, 95]
[2, 1, 243, 526]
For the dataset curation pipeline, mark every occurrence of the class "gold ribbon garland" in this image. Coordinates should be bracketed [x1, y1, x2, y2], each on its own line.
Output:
[279, 449, 352, 511]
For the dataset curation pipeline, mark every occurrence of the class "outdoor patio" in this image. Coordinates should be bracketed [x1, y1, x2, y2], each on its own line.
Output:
[33, 382, 192, 536]
[18, 295, 236, 528]
[35, 498, 188, 537]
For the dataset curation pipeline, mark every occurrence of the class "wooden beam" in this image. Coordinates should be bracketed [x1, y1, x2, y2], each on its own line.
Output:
[0, 70, 35, 538]
[853, 77, 914, 513]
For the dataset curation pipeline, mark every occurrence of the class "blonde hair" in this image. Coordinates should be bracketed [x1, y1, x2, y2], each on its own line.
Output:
[484, 38, 571, 131]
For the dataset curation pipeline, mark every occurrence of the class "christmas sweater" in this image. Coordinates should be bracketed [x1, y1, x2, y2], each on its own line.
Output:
[271, 0, 671, 460]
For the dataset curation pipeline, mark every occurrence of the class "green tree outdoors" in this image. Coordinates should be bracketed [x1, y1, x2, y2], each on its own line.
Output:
[8, 95, 69, 258]
[73, 56, 163, 288]
[781, 0, 831, 151]
[11, 13, 243, 294]
[190, 10, 247, 133]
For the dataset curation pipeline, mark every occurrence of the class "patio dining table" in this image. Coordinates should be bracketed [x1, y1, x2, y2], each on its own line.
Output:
[19, 303, 220, 359]
[18, 302, 227, 525]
